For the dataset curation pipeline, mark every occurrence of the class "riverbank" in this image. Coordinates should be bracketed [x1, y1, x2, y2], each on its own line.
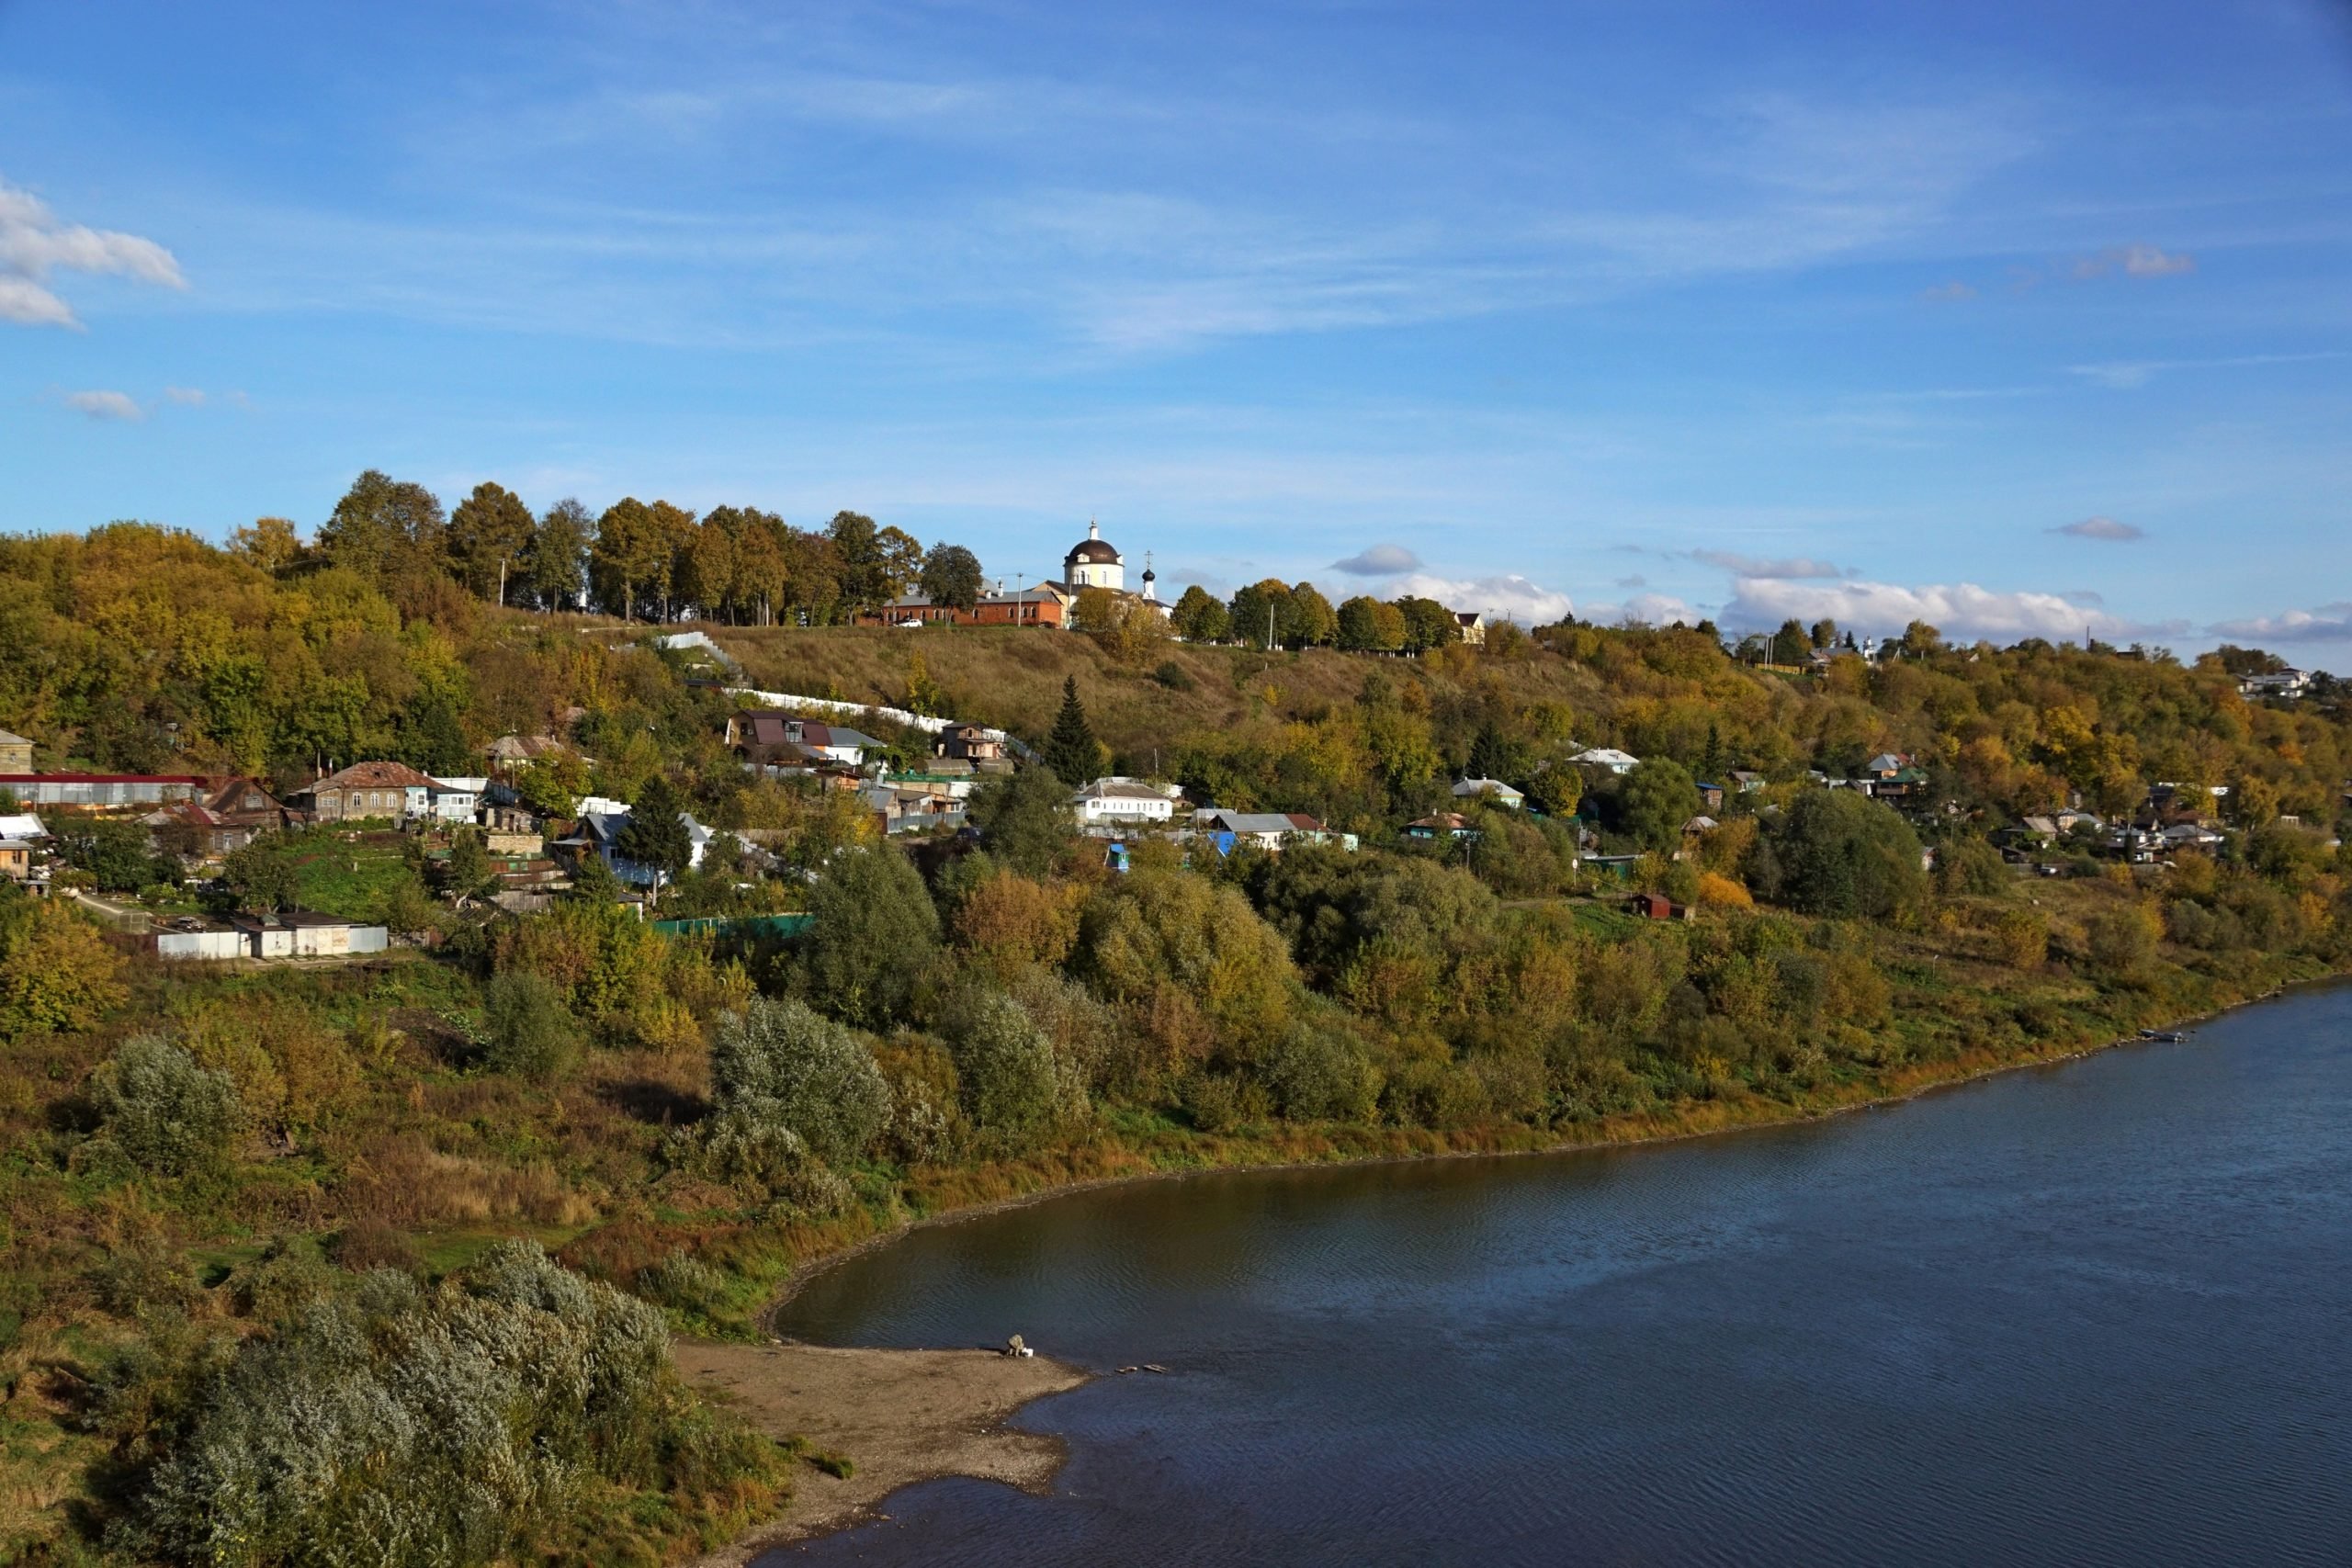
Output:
[674, 972, 2346, 1564]
[675, 1341, 1090, 1565]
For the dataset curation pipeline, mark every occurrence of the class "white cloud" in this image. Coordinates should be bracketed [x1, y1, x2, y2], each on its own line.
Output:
[164, 386, 206, 406]
[1329, 543, 1424, 576]
[2207, 604, 2352, 644]
[0, 177, 185, 329]
[63, 389, 145, 422]
[1384, 570, 1576, 626]
[1722, 575, 2181, 644]
[2068, 350, 2341, 390]
[1919, 280, 1975, 302]
[2051, 516, 2143, 541]
[1577, 591, 1705, 628]
[2072, 244, 2195, 279]
[1690, 548, 1849, 578]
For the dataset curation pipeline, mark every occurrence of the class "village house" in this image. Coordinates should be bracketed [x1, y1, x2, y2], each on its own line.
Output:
[1570, 747, 1641, 775]
[1627, 891, 1692, 921]
[427, 775, 488, 824]
[0, 835, 37, 885]
[1071, 777, 1182, 828]
[1695, 781, 1726, 810]
[144, 777, 291, 859]
[725, 711, 881, 770]
[1453, 611, 1487, 647]
[577, 804, 716, 886]
[291, 761, 451, 823]
[938, 724, 1010, 765]
[1405, 811, 1477, 841]
[2238, 669, 2312, 700]
[1193, 808, 1356, 853]
[1729, 770, 1767, 793]
[1451, 777, 1524, 809]
[0, 728, 31, 773]
[860, 582, 1073, 629]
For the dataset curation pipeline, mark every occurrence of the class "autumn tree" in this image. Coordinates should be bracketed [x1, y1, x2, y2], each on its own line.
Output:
[230, 516, 303, 576]
[316, 470, 447, 589]
[591, 498, 667, 620]
[1170, 585, 1230, 643]
[526, 498, 594, 611]
[1395, 596, 1461, 654]
[447, 481, 537, 604]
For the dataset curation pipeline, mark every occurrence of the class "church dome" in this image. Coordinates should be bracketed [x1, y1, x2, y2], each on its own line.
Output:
[1064, 519, 1121, 566]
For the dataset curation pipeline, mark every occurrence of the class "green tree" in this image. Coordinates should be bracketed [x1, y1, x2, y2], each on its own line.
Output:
[86, 1035, 243, 1176]
[951, 991, 1058, 1141]
[1170, 585, 1230, 643]
[526, 498, 594, 611]
[801, 846, 941, 1028]
[618, 774, 694, 888]
[1042, 676, 1101, 785]
[218, 837, 299, 913]
[1395, 596, 1461, 654]
[440, 829, 496, 905]
[967, 765, 1074, 875]
[709, 995, 891, 1164]
[55, 816, 163, 892]
[1772, 788, 1928, 918]
[315, 469, 447, 587]
[481, 971, 578, 1078]
[590, 498, 668, 620]
[1227, 580, 1292, 651]
[1285, 582, 1339, 648]
[1771, 619, 1809, 665]
[447, 481, 537, 604]
[1337, 595, 1402, 652]
[0, 897, 127, 1040]
[1620, 759, 1701, 852]
[1466, 721, 1515, 783]
[919, 543, 984, 613]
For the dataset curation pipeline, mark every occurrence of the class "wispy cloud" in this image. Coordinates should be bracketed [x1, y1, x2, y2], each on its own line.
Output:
[1329, 543, 1424, 575]
[1919, 280, 1976, 302]
[2071, 243, 2195, 279]
[1577, 590, 1704, 628]
[2051, 516, 2143, 541]
[0, 177, 185, 328]
[2067, 350, 2343, 390]
[62, 389, 145, 421]
[1689, 548, 1849, 579]
[164, 386, 206, 406]
[2207, 603, 2352, 644]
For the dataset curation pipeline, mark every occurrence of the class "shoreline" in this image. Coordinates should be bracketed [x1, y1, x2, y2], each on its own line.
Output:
[694, 974, 2335, 1562]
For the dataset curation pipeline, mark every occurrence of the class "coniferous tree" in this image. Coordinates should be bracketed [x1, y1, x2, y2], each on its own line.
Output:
[618, 773, 693, 888]
[1042, 676, 1100, 785]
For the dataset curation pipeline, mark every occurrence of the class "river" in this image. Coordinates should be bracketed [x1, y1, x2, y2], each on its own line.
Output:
[765, 986, 2352, 1566]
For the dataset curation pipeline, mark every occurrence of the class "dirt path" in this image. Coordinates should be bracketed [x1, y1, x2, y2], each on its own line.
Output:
[676, 1341, 1091, 1563]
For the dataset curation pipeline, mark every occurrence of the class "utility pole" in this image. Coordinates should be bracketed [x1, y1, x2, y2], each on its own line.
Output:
[497, 556, 507, 607]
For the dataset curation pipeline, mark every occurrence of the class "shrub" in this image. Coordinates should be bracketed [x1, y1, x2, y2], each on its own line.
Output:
[85, 1036, 243, 1177]
[951, 991, 1059, 1140]
[801, 847, 940, 1027]
[1771, 789, 1928, 919]
[708, 996, 892, 1165]
[481, 970, 579, 1078]
[1260, 1019, 1380, 1122]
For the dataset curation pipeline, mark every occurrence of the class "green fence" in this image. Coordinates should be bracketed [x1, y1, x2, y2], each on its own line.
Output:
[650, 913, 814, 941]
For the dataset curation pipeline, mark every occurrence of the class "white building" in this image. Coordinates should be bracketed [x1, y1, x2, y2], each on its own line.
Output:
[1452, 777, 1523, 808]
[1071, 777, 1181, 828]
[429, 776, 488, 823]
[1571, 747, 1641, 775]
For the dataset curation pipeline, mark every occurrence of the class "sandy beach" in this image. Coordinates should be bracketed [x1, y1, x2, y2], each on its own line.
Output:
[676, 1340, 1092, 1563]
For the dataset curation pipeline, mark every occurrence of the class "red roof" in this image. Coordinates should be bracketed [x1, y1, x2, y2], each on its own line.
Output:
[0, 773, 208, 785]
[302, 761, 445, 793]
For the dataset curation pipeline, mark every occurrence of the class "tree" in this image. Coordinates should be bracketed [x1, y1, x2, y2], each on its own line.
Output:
[447, 481, 537, 604]
[1042, 676, 1102, 785]
[618, 774, 693, 888]
[967, 764, 1074, 875]
[481, 971, 578, 1078]
[709, 995, 890, 1164]
[230, 516, 304, 576]
[951, 991, 1058, 1140]
[315, 469, 447, 588]
[1772, 788, 1928, 918]
[54, 816, 164, 892]
[1809, 617, 1838, 650]
[1395, 596, 1461, 654]
[1899, 620, 1943, 658]
[591, 498, 668, 620]
[0, 897, 127, 1041]
[1771, 619, 1809, 665]
[919, 543, 984, 614]
[219, 837, 300, 913]
[876, 526, 925, 603]
[1170, 585, 1229, 643]
[1620, 759, 1701, 852]
[1524, 762, 1583, 818]
[1337, 595, 1402, 652]
[85, 1035, 243, 1175]
[1285, 582, 1339, 648]
[801, 847, 941, 1028]
[1466, 721, 1514, 783]
[526, 498, 594, 611]
[673, 509, 737, 620]
[1228, 580, 1292, 651]
[829, 511, 917, 611]
[440, 828, 496, 906]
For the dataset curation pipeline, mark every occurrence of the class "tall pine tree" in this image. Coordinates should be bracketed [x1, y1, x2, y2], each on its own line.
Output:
[618, 773, 694, 891]
[1041, 676, 1100, 785]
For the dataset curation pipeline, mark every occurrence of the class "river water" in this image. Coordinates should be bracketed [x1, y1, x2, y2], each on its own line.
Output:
[766, 987, 2352, 1566]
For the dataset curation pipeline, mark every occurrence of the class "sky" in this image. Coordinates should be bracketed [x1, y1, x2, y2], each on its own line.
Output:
[4, 0, 2349, 659]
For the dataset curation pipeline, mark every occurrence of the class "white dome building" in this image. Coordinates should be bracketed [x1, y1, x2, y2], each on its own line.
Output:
[1063, 520, 1125, 593]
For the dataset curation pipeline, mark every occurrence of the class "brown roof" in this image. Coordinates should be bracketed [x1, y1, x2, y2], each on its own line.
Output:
[305, 761, 443, 794]
[1066, 538, 1120, 563]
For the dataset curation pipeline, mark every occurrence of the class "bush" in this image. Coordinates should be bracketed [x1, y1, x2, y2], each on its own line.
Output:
[1259, 1019, 1380, 1122]
[1771, 789, 1928, 919]
[481, 970, 579, 1079]
[85, 1036, 243, 1177]
[951, 991, 1059, 1140]
[121, 1244, 773, 1568]
[708, 997, 892, 1166]
[801, 847, 941, 1027]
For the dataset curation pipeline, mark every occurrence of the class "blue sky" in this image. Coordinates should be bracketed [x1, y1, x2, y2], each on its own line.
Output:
[4, 0, 2349, 656]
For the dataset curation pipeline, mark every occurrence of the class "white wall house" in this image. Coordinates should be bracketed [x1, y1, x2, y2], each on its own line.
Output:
[1571, 747, 1640, 775]
[429, 776, 487, 822]
[1071, 777, 1180, 827]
